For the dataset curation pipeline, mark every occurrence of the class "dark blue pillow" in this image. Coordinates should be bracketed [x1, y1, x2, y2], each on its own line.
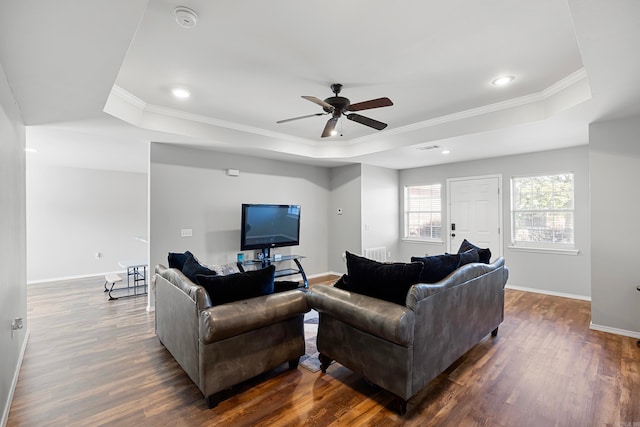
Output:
[345, 252, 423, 306]
[411, 253, 460, 283]
[458, 248, 480, 267]
[333, 274, 349, 290]
[457, 239, 491, 264]
[181, 253, 216, 283]
[168, 251, 192, 270]
[196, 265, 275, 306]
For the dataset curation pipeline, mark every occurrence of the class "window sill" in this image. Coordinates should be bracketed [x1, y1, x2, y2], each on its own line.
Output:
[507, 245, 580, 256]
[402, 239, 444, 245]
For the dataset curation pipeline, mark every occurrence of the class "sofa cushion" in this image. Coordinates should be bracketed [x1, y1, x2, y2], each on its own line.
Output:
[196, 265, 275, 306]
[345, 252, 423, 306]
[411, 253, 460, 283]
[168, 250, 192, 270]
[458, 239, 491, 264]
[181, 253, 217, 283]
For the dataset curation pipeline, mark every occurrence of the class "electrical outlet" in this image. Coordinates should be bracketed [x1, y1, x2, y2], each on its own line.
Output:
[95, 252, 102, 259]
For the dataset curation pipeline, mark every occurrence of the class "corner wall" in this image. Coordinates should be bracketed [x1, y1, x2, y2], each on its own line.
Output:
[361, 164, 399, 260]
[399, 146, 591, 298]
[0, 63, 27, 426]
[26, 165, 147, 282]
[590, 116, 640, 337]
[328, 164, 362, 273]
[149, 143, 331, 279]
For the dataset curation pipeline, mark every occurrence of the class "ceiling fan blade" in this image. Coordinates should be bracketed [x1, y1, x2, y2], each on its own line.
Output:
[276, 112, 326, 124]
[348, 97, 393, 112]
[321, 117, 339, 138]
[302, 95, 334, 111]
[346, 113, 388, 131]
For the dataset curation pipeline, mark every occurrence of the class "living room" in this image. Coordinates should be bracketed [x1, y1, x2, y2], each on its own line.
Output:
[2, 1, 640, 425]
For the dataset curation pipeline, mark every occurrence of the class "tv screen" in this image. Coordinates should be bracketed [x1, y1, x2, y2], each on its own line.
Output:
[241, 204, 301, 251]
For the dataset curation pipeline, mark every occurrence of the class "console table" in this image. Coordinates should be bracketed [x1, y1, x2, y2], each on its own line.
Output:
[240, 255, 308, 288]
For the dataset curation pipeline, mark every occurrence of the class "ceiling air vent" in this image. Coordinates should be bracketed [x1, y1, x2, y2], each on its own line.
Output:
[416, 145, 440, 151]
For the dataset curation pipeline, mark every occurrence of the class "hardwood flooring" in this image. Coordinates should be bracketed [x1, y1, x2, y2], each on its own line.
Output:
[7, 276, 640, 426]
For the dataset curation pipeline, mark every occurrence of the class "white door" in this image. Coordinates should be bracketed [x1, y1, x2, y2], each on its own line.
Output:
[447, 176, 502, 259]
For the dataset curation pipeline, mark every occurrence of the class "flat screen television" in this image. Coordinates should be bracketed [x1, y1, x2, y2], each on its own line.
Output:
[240, 204, 301, 255]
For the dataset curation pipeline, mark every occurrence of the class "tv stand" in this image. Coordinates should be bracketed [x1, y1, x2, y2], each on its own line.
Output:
[241, 254, 308, 288]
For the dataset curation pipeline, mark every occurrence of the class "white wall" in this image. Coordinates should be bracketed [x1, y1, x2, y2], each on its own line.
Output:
[590, 116, 640, 337]
[328, 164, 362, 273]
[0, 63, 27, 426]
[150, 143, 330, 278]
[399, 146, 591, 298]
[26, 165, 148, 282]
[361, 164, 400, 260]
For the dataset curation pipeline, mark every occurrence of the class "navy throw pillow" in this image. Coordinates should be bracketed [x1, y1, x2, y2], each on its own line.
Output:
[168, 251, 192, 270]
[345, 252, 423, 306]
[458, 248, 480, 267]
[411, 253, 460, 283]
[333, 274, 349, 290]
[181, 253, 216, 283]
[196, 265, 275, 306]
[457, 239, 491, 264]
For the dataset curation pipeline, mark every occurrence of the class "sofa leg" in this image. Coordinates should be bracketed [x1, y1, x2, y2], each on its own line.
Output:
[205, 392, 222, 409]
[288, 358, 300, 370]
[318, 353, 333, 373]
[397, 397, 407, 416]
[491, 326, 499, 337]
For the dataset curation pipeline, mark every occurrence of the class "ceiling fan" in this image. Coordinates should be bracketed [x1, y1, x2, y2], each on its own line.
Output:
[277, 83, 393, 138]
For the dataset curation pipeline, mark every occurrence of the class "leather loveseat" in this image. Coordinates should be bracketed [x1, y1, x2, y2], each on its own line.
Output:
[307, 257, 508, 414]
[154, 264, 309, 407]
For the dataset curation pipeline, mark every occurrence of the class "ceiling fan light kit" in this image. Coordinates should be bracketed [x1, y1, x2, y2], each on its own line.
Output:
[277, 83, 393, 138]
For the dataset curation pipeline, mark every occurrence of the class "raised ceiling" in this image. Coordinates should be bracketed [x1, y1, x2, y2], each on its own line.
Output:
[2, 1, 640, 170]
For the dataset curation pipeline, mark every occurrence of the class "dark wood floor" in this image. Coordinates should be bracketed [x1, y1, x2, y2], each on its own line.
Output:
[7, 275, 640, 426]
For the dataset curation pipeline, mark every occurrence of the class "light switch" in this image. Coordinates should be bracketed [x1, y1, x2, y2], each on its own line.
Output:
[181, 229, 193, 237]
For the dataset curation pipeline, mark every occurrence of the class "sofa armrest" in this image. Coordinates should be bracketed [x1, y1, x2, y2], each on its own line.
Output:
[199, 289, 309, 344]
[155, 264, 212, 311]
[307, 284, 415, 347]
[406, 257, 507, 309]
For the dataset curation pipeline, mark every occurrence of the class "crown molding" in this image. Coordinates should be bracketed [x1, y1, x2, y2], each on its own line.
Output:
[348, 67, 590, 146]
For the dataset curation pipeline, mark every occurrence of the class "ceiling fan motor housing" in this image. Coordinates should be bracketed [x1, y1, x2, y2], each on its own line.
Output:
[324, 96, 350, 115]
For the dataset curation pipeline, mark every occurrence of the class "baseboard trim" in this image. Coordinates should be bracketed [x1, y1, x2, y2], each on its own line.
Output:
[1, 328, 30, 427]
[590, 323, 640, 340]
[27, 270, 126, 285]
[505, 284, 591, 302]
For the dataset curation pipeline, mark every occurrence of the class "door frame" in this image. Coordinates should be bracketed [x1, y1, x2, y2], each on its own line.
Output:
[445, 174, 504, 257]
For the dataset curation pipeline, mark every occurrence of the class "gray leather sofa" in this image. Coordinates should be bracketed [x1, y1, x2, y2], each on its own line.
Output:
[154, 264, 309, 407]
[307, 257, 508, 414]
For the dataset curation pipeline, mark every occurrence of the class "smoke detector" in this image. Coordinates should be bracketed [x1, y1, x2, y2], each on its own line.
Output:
[174, 6, 198, 28]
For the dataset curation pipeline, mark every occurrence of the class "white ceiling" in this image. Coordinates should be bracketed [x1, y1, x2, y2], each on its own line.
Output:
[1, 0, 639, 172]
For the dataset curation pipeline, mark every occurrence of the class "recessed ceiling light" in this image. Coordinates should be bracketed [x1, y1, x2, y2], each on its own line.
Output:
[441, 149, 451, 155]
[491, 75, 515, 86]
[25, 148, 38, 153]
[171, 88, 191, 99]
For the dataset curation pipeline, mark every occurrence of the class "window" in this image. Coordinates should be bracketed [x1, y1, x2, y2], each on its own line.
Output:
[511, 173, 574, 247]
[404, 184, 442, 241]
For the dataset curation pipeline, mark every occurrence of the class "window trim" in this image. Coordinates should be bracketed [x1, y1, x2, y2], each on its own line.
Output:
[402, 183, 443, 243]
[510, 172, 576, 250]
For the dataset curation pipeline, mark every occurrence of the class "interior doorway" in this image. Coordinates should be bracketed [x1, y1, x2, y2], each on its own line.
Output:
[446, 175, 502, 260]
